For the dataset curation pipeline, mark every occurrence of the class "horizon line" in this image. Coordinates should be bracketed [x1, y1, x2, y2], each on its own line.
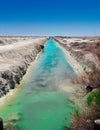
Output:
[0, 35, 100, 37]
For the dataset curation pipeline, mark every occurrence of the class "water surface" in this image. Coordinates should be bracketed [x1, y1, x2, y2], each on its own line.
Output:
[0, 39, 77, 130]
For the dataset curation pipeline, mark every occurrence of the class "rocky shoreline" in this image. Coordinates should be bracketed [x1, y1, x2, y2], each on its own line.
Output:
[0, 37, 49, 97]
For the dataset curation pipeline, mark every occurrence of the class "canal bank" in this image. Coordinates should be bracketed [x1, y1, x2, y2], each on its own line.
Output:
[54, 38, 86, 77]
[0, 38, 86, 130]
[0, 37, 49, 97]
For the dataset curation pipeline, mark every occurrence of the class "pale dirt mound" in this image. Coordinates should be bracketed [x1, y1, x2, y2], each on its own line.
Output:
[0, 37, 49, 97]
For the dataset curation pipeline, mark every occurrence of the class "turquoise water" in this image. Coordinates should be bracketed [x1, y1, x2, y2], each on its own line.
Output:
[0, 39, 77, 130]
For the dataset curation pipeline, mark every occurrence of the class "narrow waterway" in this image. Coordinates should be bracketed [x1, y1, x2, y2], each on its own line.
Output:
[0, 39, 78, 130]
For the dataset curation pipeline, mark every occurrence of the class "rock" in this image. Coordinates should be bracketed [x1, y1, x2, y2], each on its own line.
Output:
[0, 118, 3, 130]
[86, 85, 93, 92]
[84, 67, 92, 73]
[94, 119, 100, 130]
[14, 75, 20, 84]
[86, 119, 92, 123]
[9, 80, 15, 89]
[40, 45, 44, 49]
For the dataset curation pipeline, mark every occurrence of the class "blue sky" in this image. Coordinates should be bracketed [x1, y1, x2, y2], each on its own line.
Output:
[0, 0, 100, 36]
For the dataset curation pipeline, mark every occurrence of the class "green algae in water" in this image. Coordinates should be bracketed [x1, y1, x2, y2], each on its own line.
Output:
[0, 39, 77, 130]
[2, 92, 75, 130]
[16, 92, 74, 130]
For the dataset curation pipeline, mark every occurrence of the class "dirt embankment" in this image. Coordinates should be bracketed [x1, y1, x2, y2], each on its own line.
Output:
[54, 37, 100, 74]
[54, 37, 100, 130]
[0, 37, 49, 97]
[54, 37, 100, 86]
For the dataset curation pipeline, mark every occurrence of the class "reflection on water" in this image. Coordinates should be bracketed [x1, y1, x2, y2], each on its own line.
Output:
[1, 39, 77, 130]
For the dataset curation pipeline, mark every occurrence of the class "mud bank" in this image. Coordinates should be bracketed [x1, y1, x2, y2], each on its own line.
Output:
[0, 37, 49, 97]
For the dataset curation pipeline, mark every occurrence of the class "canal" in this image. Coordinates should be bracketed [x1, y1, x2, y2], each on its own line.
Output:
[0, 38, 77, 130]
